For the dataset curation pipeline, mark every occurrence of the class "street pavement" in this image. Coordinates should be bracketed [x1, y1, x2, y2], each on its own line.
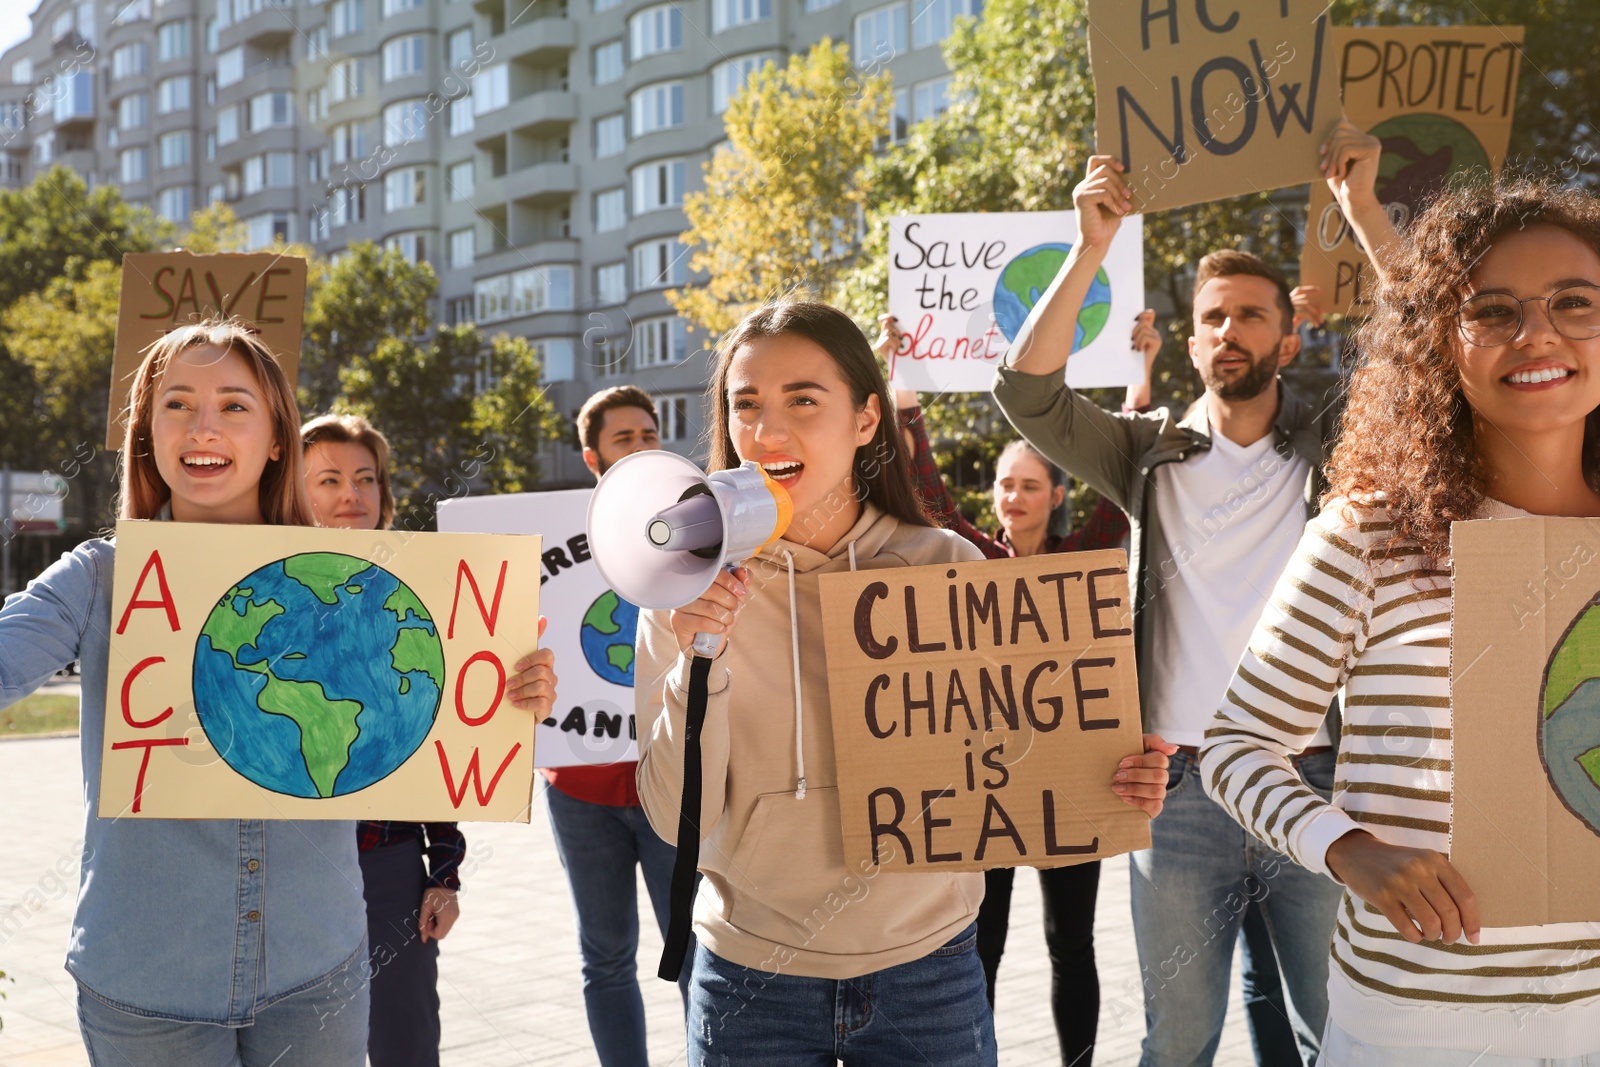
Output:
[0, 731, 1259, 1066]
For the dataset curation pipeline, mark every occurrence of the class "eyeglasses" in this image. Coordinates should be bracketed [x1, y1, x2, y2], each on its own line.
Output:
[1456, 284, 1600, 347]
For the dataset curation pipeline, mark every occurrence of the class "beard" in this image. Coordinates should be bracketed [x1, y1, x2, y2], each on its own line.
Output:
[1200, 341, 1280, 401]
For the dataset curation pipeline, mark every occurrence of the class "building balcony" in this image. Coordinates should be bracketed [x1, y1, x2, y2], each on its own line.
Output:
[472, 89, 575, 146]
[475, 238, 578, 276]
[225, 5, 295, 51]
[499, 16, 576, 67]
[505, 161, 575, 208]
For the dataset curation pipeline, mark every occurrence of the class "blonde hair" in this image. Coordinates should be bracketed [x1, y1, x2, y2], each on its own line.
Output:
[118, 319, 314, 526]
[300, 412, 396, 530]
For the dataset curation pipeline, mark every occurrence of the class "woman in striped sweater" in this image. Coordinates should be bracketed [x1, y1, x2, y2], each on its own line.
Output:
[1200, 178, 1600, 1064]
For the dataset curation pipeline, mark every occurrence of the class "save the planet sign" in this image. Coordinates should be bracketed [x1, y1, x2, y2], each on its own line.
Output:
[102, 521, 542, 820]
[885, 211, 1145, 395]
[1450, 518, 1600, 926]
[437, 489, 639, 769]
[1300, 26, 1523, 318]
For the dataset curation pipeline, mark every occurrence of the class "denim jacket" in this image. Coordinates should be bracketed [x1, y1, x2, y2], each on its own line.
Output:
[0, 539, 366, 1024]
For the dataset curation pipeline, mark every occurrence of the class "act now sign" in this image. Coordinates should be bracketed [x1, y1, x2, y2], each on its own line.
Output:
[101, 521, 543, 821]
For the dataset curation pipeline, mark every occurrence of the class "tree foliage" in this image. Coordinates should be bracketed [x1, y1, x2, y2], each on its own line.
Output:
[471, 335, 567, 496]
[300, 243, 437, 415]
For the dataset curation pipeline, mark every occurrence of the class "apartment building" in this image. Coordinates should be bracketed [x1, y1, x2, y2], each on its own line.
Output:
[1, 0, 970, 484]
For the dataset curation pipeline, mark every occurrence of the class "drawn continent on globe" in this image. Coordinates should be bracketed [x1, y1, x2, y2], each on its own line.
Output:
[1537, 600, 1600, 838]
[194, 552, 445, 799]
[993, 242, 1111, 353]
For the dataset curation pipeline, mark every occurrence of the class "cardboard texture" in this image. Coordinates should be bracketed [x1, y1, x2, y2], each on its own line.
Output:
[108, 252, 308, 449]
[1301, 26, 1523, 317]
[102, 521, 541, 821]
[1088, 0, 1340, 213]
[819, 550, 1151, 873]
[438, 489, 640, 769]
[1450, 517, 1600, 926]
[886, 212, 1145, 394]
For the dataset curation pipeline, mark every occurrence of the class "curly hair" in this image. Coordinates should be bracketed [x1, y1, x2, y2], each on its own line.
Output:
[1325, 177, 1600, 562]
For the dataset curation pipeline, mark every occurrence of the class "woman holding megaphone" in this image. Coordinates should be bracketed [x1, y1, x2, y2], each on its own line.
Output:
[634, 299, 1175, 1066]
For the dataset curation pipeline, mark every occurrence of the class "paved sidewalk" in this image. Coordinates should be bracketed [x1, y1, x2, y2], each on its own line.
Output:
[0, 736, 1259, 1065]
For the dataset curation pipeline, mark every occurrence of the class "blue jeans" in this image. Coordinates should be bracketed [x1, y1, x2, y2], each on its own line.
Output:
[687, 923, 997, 1067]
[76, 963, 368, 1067]
[1132, 750, 1342, 1067]
[545, 783, 692, 1067]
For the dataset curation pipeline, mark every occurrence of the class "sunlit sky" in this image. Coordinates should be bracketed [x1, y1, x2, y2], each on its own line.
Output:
[0, 6, 34, 60]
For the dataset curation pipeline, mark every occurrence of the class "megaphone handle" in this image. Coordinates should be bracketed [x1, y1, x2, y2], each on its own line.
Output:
[689, 562, 742, 658]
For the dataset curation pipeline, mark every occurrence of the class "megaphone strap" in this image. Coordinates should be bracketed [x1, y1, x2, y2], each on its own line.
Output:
[658, 652, 713, 982]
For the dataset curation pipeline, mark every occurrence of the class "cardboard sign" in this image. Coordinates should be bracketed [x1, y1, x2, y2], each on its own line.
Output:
[1301, 26, 1523, 317]
[1451, 517, 1600, 926]
[819, 551, 1151, 872]
[886, 212, 1146, 394]
[108, 252, 308, 449]
[1088, 0, 1340, 213]
[438, 489, 640, 769]
[102, 521, 541, 821]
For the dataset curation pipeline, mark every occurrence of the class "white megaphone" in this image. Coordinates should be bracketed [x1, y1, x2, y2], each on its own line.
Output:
[587, 450, 793, 656]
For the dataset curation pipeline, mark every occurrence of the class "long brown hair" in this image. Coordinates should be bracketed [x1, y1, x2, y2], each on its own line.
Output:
[1326, 177, 1600, 562]
[706, 300, 930, 531]
[300, 412, 397, 530]
[119, 319, 314, 526]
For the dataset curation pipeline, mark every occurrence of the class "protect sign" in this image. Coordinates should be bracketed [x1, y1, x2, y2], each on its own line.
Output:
[819, 551, 1152, 873]
[885, 212, 1145, 394]
[1088, 0, 1340, 214]
[1301, 26, 1523, 317]
[102, 521, 542, 821]
[438, 489, 639, 769]
[1451, 518, 1600, 926]
[107, 251, 307, 449]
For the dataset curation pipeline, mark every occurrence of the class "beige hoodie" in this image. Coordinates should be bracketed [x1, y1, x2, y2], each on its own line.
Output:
[636, 503, 987, 980]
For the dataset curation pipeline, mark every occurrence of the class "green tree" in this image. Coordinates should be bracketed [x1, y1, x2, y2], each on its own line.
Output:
[669, 40, 892, 339]
[470, 335, 566, 495]
[301, 243, 436, 415]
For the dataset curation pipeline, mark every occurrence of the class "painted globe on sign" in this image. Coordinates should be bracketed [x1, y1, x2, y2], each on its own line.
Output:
[580, 589, 640, 688]
[192, 552, 444, 799]
[993, 243, 1112, 352]
[1537, 598, 1600, 839]
[1370, 113, 1492, 225]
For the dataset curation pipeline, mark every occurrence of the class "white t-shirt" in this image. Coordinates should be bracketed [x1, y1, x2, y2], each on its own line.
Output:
[1144, 429, 1330, 746]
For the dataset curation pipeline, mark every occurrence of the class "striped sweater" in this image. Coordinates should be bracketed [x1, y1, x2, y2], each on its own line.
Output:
[1200, 499, 1600, 1057]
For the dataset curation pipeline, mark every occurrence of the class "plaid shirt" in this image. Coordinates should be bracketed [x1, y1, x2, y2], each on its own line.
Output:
[355, 821, 466, 891]
[899, 405, 1129, 560]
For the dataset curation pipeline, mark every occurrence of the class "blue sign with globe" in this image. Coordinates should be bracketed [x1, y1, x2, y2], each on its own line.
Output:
[193, 552, 445, 799]
[1538, 601, 1600, 838]
[581, 589, 639, 687]
[993, 242, 1113, 353]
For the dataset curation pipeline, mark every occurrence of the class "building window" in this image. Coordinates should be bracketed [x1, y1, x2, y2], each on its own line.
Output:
[382, 0, 424, 14]
[217, 46, 244, 86]
[118, 93, 149, 130]
[331, 121, 370, 163]
[474, 266, 576, 323]
[243, 151, 295, 193]
[307, 148, 326, 182]
[330, 58, 366, 102]
[712, 53, 773, 114]
[634, 316, 687, 367]
[112, 43, 149, 80]
[854, 3, 906, 67]
[593, 114, 625, 158]
[890, 87, 909, 143]
[448, 227, 475, 269]
[382, 34, 427, 81]
[217, 106, 240, 145]
[629, 5, 682, 59]
[630, 159, 685, 215]
[447, 27, 473, 71]
[385, 231, 427, 264]
[594, 0, 623, 11]
[657, 393, 692, 441]
[912, 0, 981, 49]
[158, 186, 192, 221]
[383, 166, 426, 211]
[331, 185, 366, 225]
[305, 25, 327, 59]
[448, 96, 474, 135]
[632, 238, 687, 290]
[156, 76, 191, 113]
[446, 294, 475, 325]
[207, 182, 226, 204]
[595, 262, 626, 304]
[12, 59, 32, 85]
[593, 41, 624, 86]
[630, 82, 683, 136]
[712, 0, 770, 32]
[593, 334, 626, 378]
[159, 131, 191, 168]
[912, 75, 951, 122]
[594, 188, 625, 233]
[382, 99, 430, 144]
[540, 338, 575, 382]
[247, 211, 291, 249]
[36, 132, 54, 166]
[50, 71, 93, 122]
[156, 19, 191, 61]
[473, 63, 508, 114]
[446, 159, 473, 200]
[250, 92, 292, 130]
[120, 146, 148, 182]
[330, 0, 364, 38]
